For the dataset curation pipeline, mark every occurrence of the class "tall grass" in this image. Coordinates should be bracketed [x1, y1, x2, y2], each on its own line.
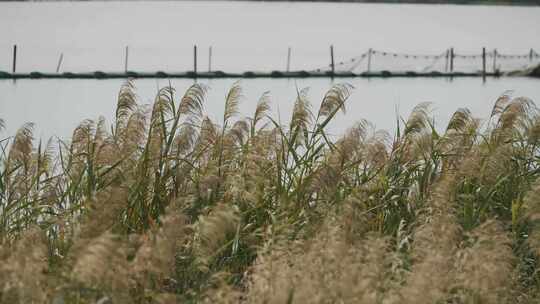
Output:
[1, 80, 540, 303]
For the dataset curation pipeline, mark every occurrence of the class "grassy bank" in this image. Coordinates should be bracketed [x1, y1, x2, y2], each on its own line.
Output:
[1, 81, 540, 303]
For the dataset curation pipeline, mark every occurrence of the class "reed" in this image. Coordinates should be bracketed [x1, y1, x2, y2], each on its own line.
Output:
[0, 81, 539, 303]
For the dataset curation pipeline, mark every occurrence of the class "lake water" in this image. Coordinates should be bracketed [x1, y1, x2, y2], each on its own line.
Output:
[1, 1, 540, 139]
[2, 77, 539, 141]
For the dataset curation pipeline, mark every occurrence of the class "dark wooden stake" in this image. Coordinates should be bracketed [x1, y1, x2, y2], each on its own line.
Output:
[286, 47, 291, 72]
[124, 46, 129, 73]
[450, 47, 454, 73]
[208, 46, 212, 72]
[493, 49, 497, 73]
[330, 45, 335, 75]
[530, 48, 534, 63]
[444, 49, 449, 72]
[482, 47, 486, 82]
[367, 48, 372, 73]
[56, 53, 64, 73]
[194, 45, 198, 75]
[12, 45, 17, 74]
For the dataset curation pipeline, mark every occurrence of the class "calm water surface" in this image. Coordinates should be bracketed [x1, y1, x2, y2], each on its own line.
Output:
[1, 1, 539, 139]
[1, 77, 539, 140]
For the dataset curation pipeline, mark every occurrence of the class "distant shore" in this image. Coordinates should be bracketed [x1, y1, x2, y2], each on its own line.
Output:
[1, 0, 540, 5]
[245, 0, 540, 5]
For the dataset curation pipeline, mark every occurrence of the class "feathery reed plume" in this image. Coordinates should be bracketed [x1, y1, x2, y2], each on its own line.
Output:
[251, 91, 271, 135]
[317, 83, 353, 118]
[69, 118, 113, 196]
[455, 219, 515, 303]
[522, 179, 540, 255]
[193, 203, 240, 271]
[446, 108, 474, 133]
[178, 83, 207, 122]
[310, 121, 371, 200]
[170, 83, 207, 164]
[114, 79, 138, 137]
[246, 218, 391, 304]
[111, 81, 147, 161]
[395, 102, 434, 165]
[7, 122, 34, 170]
[67, 189, 130, 301]
[289, 87, 313, 147]
[151, 293, 181, 304]
[0, 123, 41, 237]
[290, 87, 312, 128]
[228, 119, 250, 147]
[365, 129, 391, 168]
[121, 107, 147, 155]
[403, 102, 432, 137]
[490, 90, 514, 119]
[71, 231, 130, 292]
[132, 209, 187, 286]
[524, 113, 540, 147]
[399, 175, 461, 304]
[146, 85, 175, 160]
[173, 123, 197, 157]
[490, 94, 537, 145]
[329, 120, 369, 164]
[441, 108, 479, 172]
[0, 227, 49, 303]
[223, 82, 242, 127]
[201, 272, 242, 304]
[74, 187, 128, 241]
[499, 97, 535, 130]
[214, 82, 244, 182]
[148, 86, 173, 138]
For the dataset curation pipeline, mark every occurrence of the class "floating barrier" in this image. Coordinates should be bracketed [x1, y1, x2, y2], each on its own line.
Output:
[0, 70, 505, 80]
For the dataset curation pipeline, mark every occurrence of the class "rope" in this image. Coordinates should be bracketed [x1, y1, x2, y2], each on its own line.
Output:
[312, 48, 539, 73]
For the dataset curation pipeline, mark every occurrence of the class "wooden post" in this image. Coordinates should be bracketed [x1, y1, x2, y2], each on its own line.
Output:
[367, 48, 372, 73]
[530, 48, 534, 63]
[450, 47, 454, 73]
[482, 47, 486, 81]
[194, 45, 198, 75]
[444, 49, 449, 72]
[56, 53, 64, 73]
[286, 47, 291, 72]
[492, 49, 497, 73]
[208, 46, 212, 72]
[330, 45, 335, 75]
[124, 46, 129, 73]
[12, 45, 17, 74]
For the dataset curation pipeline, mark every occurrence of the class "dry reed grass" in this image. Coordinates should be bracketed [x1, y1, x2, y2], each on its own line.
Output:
[0, 81, 538, 303]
